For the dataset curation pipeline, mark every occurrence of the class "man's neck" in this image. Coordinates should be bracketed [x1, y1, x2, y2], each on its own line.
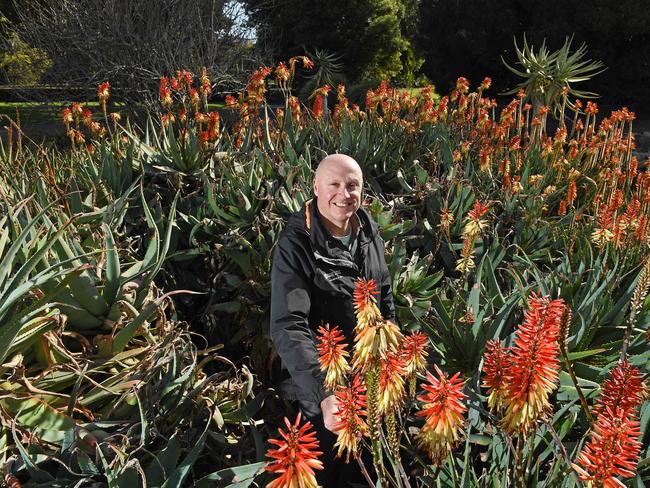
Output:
[324, 220, 350, 237]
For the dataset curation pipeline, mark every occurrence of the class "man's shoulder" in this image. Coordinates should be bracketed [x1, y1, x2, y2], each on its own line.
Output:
[277, 207, 310, 247]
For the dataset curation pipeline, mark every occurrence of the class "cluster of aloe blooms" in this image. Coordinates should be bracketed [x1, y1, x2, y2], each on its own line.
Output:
[60, 81, 120, 150]
[265, 283, 647, 487]
[572, 359, 646, 487]
[483, 294, 648, 487]
[158, 67, 221, 146]
[440, 78, 648, 252]
[264, 279, 466, 487]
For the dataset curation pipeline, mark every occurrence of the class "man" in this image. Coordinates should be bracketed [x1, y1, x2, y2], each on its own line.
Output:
[270, 153, 395, 484]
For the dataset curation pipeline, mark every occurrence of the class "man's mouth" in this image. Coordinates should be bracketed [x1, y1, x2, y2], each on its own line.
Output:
[333, 202, 353, 208]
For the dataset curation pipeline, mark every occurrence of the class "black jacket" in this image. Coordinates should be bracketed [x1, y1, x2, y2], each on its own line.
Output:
[270, 199, 395, 407]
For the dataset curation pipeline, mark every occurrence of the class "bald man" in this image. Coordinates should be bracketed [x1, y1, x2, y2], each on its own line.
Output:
[270, 154, 395, 484]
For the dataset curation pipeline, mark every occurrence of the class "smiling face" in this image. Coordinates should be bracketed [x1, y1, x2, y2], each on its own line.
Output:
[313, 155, 363, 236]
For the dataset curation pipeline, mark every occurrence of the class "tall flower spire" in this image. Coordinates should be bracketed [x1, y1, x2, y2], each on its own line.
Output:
[317, 324, 350, 390]
[353, 279, 382, 328]
[416, 365, 467, 465]
[402, 331, 429, 396]
[573, 408, 642, 487]
[333, 374, 368, 462]
[572, 357, 647, 485]
[593, 359, 646, 417]
[352, 279, 402, 371]
[500, 295, 565, 434]
[266, 413, 323, 488]
[481, 339, 511, 412]
[402, 331, 429, 377]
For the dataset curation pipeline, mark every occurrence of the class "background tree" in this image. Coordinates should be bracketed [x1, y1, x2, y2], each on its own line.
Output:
[243, 0, 415, 86]
[3, 0, 261, 104]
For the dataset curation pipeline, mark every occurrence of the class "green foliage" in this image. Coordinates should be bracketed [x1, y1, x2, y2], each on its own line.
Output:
[243, 0, 415, 83]
[0, 32, 52, 85]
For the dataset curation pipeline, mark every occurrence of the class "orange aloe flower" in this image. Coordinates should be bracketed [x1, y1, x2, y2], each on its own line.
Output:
[438, 207, 454, 233]
[594, 359, 646, 418]
[481, 339, 511, 412]
[416, 365, 467, 465]
[462, 200, 490, 238]
[61, 107, 73, 127]
[500, 295, 565, 435]
[316, 324, 350, 390]
[352, 279, 382, 329]
[266, 412, 323, 488]
[189, 88, 200, 111]
[378, 350, 407, 412]
[352, 318, 402, 371]
[333, 374, 368, 462]
[275, 62, 290, 85]
[312, 95, 323, 119]
[97, 81, 110, 107]
[573, 407, 642, 487]
[159, 77, 173, 108]
[200, 67, 211, 96]
[402, 331, 429, 376]
[81, 108, 93, 127]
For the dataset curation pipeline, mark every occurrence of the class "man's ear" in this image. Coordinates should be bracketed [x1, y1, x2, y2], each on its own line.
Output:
[313, 179, 319, 196]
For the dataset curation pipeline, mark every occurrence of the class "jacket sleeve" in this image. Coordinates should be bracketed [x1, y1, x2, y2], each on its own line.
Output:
[378, 238, 396, 321]
[270, 235, 328, 404]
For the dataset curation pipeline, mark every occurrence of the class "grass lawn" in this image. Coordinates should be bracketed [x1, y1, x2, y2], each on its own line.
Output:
[0, 100, 226, 126]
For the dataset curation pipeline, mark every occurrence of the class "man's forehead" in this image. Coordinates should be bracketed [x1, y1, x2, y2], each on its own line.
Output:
[315, 155, 363, 179]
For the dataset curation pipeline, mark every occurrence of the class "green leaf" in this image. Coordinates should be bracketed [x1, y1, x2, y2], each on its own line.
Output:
[160, 424, 209, 488]
[3, 397, 75, 431]
[102, 223, 121, 304]
[193, 462, 267, 488]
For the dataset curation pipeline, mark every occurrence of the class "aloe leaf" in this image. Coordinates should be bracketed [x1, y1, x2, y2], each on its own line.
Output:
[102, 223, 121, 304]
[11, 421, 55, 483]
[113, 289, 195, 353]
[0, 269, 86, 363]
[144, 435, 181, 487]
[0, 197, 60, 290]
[3, 397, 75, 431]
[134, 191, 178, 308]
[193, 461, 267, 488]
[160, 423, 209, 488]
[0, 217, 73, 308]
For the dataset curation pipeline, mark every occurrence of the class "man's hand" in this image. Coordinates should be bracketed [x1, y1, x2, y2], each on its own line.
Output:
[320, 394, 339, 432]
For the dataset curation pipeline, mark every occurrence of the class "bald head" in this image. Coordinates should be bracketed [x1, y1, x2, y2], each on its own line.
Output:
[313, 154, 363, 236]
[315, 154, 363, 182]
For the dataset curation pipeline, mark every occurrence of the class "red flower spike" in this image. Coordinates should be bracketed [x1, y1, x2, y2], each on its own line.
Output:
[500, 295, 565, 434]
[97, 81, 110, 104]
[265, 412, 323, 488]
[482, 339, 511, 412]
[573, 407, 642, 487]
[378, 350, 407, 412]
[353, 279, 381, 328]
[416, 365, 467, 465]
[333, 374, 368, 462]
[402, 331, 429, 376]
[594, 359, 646, 418]
[316, 324, 350, 390]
